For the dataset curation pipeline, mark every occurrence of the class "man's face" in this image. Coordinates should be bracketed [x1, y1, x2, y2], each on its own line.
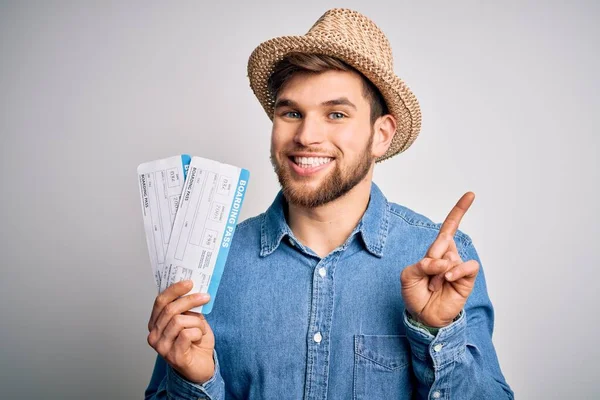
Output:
[270, 69, 376, 208]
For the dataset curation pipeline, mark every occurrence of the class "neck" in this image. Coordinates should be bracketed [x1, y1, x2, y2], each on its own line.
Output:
[287, 173, 373, 258]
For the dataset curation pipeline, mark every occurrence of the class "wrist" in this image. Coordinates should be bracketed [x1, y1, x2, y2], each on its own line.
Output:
[406, 310, 462, 335]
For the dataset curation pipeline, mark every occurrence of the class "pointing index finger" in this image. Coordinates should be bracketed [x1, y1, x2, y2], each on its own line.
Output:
[439, 192, 475, 237]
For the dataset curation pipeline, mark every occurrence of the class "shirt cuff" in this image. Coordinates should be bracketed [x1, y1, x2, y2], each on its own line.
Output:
[404, 309, 467, 367]
[166, 350, 224, 400]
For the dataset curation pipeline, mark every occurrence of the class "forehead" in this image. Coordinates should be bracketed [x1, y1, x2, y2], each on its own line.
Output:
[277, 69, 367, 106]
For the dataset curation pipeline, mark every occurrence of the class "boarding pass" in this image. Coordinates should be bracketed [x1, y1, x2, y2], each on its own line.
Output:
[137, 155, 191, 288]
[137, 155, 249, 314]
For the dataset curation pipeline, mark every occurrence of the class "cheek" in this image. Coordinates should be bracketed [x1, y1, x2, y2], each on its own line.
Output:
[335, 124, 371, 154]
[271, 121, 296, 149]
[270, 131, 283, 153]
[270, 131, 290, 161]
[270, 123, 282, 146]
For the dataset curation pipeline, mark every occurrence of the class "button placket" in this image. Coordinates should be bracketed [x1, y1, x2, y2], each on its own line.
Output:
[311, 262, 328, 353]
[304, 253, 341, 400]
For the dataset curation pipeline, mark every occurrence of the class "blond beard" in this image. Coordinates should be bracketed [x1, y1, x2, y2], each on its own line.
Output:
[271, 131, 374, 208]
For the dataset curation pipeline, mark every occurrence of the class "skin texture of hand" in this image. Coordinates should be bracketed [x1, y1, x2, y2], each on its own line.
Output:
[147, 280, 216, 384]
[400, 192, 480, 328]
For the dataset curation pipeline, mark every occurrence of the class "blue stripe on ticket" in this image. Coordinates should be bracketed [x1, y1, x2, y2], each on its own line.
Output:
[181, 154, 191, 179]
[202, 168, 250, 314]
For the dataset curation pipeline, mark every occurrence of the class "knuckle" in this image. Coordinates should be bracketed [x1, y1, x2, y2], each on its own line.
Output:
[400, 268, 409, 282]
[179, 329, 191, 341]
[156, 341, 168, 356]
[163, 303, 176, 317]
[149, 331, 161, 347]
[147, 332, 156, 348]
[154, 294, 167, 309]
[172, 315, 184, 330]
[193, 325, 205, 335]
[438, 232, 451, 241]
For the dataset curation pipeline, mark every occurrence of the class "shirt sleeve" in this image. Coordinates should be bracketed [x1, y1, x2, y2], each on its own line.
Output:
[403, 240, 514, 400]
[144, 351, 225, 400]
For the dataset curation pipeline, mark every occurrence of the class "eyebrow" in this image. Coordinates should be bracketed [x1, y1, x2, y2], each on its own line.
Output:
[274, 97, 357, 110]
[274, 98, 297, 109]
[321, 97, 357, 110]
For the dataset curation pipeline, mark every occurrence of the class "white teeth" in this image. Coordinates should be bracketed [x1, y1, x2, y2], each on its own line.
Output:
[293, 156, 333, 168]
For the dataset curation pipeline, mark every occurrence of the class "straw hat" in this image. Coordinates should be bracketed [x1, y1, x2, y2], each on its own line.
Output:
[247, 8, 422, 162]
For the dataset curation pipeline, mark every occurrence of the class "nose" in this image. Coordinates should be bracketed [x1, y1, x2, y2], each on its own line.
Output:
[294, 115, 325, 147]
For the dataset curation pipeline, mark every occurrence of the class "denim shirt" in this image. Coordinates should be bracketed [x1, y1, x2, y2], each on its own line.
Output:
[146, 183, 514, 400]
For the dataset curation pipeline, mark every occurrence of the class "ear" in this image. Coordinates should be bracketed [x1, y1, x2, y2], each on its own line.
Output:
[371, 114, 397, 158]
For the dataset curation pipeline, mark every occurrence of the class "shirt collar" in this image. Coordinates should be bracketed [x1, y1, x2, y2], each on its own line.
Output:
[260, 183, 390, 258]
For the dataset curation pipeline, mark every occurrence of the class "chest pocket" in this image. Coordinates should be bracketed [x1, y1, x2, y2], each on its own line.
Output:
[353, 334, 413, 400]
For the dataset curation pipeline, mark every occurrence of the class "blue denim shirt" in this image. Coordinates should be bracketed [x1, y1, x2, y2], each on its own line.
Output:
[146, 183, 513, 399]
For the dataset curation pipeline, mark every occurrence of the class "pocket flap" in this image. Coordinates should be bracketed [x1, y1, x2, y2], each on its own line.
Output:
[355, 335, 410, 370]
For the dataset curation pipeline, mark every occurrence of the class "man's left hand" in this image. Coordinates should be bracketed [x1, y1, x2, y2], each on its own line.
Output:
[400, 192, 480, 328]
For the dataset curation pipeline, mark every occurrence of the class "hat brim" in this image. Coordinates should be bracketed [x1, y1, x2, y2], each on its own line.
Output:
[247, 35, 422, 162]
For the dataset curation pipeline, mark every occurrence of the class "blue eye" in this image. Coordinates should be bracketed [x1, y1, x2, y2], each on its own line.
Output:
[329, 112, 345, 119]
[284, 111, 301, 118]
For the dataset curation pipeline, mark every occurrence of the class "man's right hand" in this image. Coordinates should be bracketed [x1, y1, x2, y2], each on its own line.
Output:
[147, 280, 215, 384]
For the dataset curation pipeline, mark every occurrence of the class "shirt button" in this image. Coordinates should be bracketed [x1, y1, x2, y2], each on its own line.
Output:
[318, 267, 326, 277]
[433, 343, 443, 352]
[313, 332, 322, 343]
[432, 391, 441, 399]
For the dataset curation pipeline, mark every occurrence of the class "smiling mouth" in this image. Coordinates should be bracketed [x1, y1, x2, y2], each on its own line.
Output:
[290, 156, 334, 169]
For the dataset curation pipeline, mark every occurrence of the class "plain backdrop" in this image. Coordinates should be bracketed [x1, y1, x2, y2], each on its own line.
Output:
[1, 1, 598, 399]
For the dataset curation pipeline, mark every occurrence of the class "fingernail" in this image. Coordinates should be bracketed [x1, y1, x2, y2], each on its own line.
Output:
[196, 293, 210, 301]
[428, 283, 435, 292]
[445, 272, 453, 280]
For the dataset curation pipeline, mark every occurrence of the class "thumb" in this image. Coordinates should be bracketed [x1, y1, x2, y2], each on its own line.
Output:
[198, 314, 215, 350]
[184, 311, 215, 349]
[430, 250, 462, 291]
[401, 258, 451, 286]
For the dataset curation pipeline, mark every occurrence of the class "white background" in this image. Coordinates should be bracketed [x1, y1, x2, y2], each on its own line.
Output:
[1, 1, 598, 399]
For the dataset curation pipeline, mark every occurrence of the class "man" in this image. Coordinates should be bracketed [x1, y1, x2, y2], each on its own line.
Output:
[145, 8, 513, 399]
